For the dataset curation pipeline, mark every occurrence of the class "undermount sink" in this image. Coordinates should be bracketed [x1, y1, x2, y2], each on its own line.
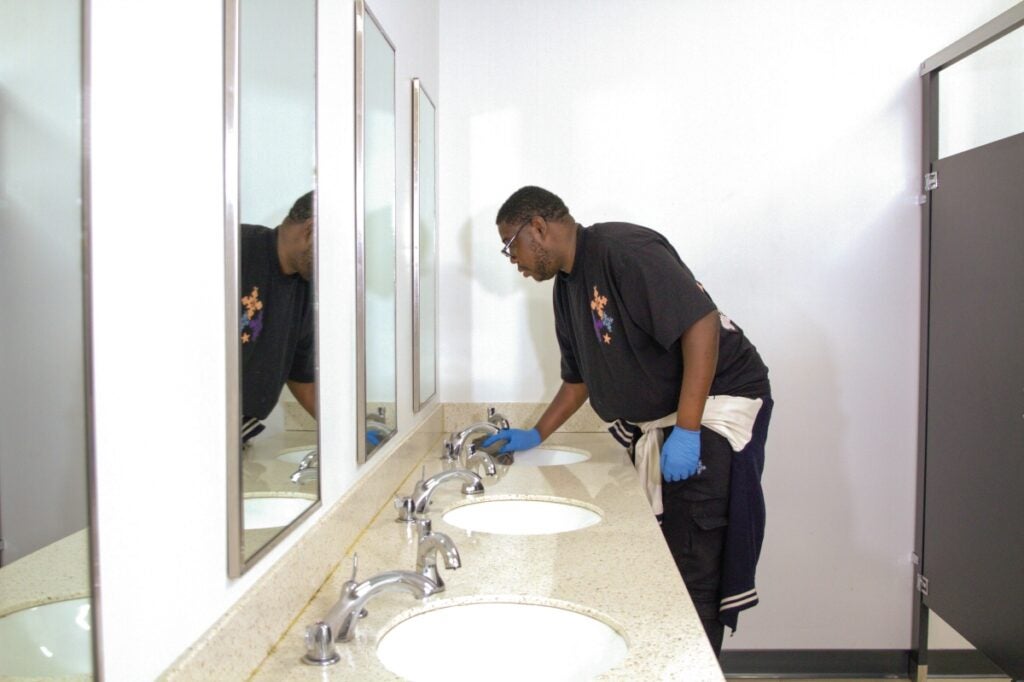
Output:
[441, 497, 601, 535]
[243, 496, 314, 530]
[275, 445, 317, 464]
[513, 446, 590, 466]
[377, 601, 628, 681]
[0, 598, 93, 676]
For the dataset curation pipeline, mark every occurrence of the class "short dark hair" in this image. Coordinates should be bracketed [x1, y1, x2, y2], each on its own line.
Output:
[287, 191, 315, 223]
[495, 186, 570, 226]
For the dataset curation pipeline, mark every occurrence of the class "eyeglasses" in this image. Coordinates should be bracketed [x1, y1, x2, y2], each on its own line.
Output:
[500, 218, 531, 258]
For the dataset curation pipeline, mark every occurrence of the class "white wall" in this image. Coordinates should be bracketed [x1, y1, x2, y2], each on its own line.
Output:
[90, 0, 438, 679]
[438, 0, 1019, 649]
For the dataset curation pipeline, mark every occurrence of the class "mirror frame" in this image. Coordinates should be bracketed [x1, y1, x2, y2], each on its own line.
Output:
[83, 2, 103, 672]
[411, 78, 438, 412]
[224, 0, 322, 578]
[355, 0, 398, 465]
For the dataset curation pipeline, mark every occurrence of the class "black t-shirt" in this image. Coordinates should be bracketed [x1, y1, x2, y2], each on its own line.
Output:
[553, 222, 769, 423]
[240, 224, 315, 420]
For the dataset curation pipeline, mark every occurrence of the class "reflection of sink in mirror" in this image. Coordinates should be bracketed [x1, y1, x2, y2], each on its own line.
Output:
[275, 445, 317, 464]
[244, 496, 315, 530]
[377, 601, 628, 681]
[0, 598, 93, 677]
[513, 446, 590, 466]
[442, 497, 601, 535]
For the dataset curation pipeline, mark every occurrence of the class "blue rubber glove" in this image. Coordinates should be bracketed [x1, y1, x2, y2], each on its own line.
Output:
[661, 426, 702, 482]
[482, 428, 541, 454]
[366, 429, 382, 446]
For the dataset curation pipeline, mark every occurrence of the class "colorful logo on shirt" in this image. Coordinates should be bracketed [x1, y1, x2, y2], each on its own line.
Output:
[590, 285, 614, 345]
[240, 286, 264, 344]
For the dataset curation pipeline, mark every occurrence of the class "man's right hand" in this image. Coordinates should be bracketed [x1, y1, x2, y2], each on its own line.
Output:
[482, 428, 541, 453]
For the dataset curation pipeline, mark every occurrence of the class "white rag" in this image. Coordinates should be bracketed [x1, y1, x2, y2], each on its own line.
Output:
[630, 395, 763, 515]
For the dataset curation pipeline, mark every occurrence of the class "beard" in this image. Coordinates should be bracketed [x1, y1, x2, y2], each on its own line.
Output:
[297, 247, 314, 281]
[527, 240, 556, 281]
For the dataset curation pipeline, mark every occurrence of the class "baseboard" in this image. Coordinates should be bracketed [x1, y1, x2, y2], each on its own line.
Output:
[721, 649, 1007, 678]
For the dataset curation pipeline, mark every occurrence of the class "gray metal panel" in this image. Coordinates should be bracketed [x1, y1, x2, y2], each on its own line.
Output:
[924, 131, 1024, 680]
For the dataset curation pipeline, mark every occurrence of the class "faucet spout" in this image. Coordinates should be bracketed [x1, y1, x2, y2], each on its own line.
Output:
[395, 467, 485, 522]
[328, 570, 438, 642]
[289, 449, 319, 483]
[465, 444, 497, 476]
[416, 518, 461, 588]
[413, 468, 484, 512]
[446, 421, 501, 463]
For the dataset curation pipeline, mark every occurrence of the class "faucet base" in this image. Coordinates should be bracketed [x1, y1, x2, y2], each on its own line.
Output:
[301, 652, 341, 666]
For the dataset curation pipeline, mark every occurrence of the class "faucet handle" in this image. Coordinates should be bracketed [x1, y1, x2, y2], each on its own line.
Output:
[394, 495, 415, 522]
[302, 621, 340, 666]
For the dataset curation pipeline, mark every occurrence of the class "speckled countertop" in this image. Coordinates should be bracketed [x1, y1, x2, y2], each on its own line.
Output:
[251, 433, 723, 681]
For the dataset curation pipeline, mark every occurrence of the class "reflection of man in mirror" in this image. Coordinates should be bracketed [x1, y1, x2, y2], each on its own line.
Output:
[240, 191, 316, 443]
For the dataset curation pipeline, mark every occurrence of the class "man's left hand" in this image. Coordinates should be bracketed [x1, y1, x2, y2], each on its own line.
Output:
[661, 426, 701, 482]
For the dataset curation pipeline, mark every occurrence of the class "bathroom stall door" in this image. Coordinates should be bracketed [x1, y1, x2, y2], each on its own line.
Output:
[923, 132, 1024, 678]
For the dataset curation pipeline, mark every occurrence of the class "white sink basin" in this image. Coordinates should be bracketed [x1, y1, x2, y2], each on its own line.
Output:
[442, 497, 601, 535]
[275, 445, 317, 464]
[377, 601, 628, 681]
[0, 598, 93, 676]
[244, 496, 314, 530]
[513, 446, 590, 466]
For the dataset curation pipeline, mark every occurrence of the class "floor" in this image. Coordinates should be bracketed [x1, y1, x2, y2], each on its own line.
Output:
[733, 675, 1011, 679]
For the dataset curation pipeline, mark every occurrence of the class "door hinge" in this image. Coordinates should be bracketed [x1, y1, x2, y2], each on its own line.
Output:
[917, 573, 929, 595]
[925, 172, 938, 191]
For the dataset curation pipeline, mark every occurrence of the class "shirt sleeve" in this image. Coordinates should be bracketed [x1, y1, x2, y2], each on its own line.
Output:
[611, 237, 716, 350]
[553, 286, 584, 383]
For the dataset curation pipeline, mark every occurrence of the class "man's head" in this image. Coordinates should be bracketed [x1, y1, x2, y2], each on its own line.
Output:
[495, 186, 576, 281]
[278, 190, 315, 280]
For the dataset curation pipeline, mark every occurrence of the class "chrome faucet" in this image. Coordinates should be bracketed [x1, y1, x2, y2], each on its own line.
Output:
[487, 405, 511, 430]
[289, 449, 318, 484]
[415, 517, 460, 589]
[464, 443, 497, 476]
[444, 421, 501, 464]
[303, 556, 441, 665]
[395, 467, 484, 522]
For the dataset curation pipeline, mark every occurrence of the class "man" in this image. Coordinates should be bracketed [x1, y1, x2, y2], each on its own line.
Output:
[240, 191, 316, 442]
[483, 186, 772, 655]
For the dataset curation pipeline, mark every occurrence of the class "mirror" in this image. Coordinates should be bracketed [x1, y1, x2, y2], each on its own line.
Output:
[412, 78, 438, 412]
[0, 1, 98, 677]
[356, 0, 397, 463]
[226, 0, 320, 577]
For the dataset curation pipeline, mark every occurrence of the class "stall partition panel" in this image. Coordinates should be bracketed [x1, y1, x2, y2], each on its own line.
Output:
[924, 131, 1024, 679]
